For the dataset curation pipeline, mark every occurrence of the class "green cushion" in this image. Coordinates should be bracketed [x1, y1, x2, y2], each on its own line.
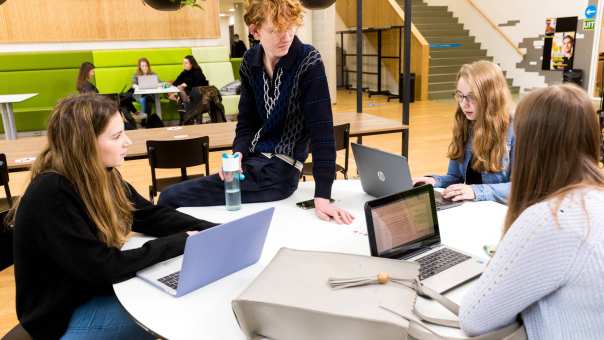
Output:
[0, 51, 93, 72]
[201, 62, 234, 88]
[192, 46, 229, 63]
[230, 58, 242, 80]
[222, 95, 239, 116]
[92, 48, 192, 68]
[0, 69, 79, 108]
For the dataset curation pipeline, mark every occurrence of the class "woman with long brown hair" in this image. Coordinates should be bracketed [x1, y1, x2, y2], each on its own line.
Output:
[414, 60, 514, 203]
[76, 61, 98, 94]
[132, 57, 157, 115]
[10, 94, 215, 339]
[460, 84, 604, 338]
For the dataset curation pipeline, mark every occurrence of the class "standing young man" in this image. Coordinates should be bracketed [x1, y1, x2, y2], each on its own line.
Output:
[159, 0, 353, 224]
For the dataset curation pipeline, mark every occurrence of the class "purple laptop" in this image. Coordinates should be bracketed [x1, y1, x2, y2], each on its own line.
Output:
[137, 208, 275, 297]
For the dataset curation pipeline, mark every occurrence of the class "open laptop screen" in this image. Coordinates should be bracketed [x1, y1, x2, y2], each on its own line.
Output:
[369, 188, 438, 257]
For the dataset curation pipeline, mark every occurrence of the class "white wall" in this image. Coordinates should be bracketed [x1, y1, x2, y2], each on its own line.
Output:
[424, 0, 598, 95]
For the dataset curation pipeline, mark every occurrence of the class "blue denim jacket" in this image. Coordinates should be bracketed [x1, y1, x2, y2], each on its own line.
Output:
[432, 125, 514, 204]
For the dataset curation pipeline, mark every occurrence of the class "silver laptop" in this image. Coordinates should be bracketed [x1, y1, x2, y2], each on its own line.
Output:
[137, 74, 160, 89]
[351, 143, 462, 210]
[137, 208, 274, 297]
[364, 185, 485, 293]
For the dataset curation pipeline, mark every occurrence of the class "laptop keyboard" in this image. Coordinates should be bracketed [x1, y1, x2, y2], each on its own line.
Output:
[416, 248, 470, 280]
[157, 271, 180, 290]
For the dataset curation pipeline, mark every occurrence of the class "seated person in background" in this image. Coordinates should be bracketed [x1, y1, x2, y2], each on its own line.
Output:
[414, 60, 514, 204]
[77, 61, 138, 129]
[11, 94, 216, 339]
[231, 34, 248, 58]
[158, 0, 353, 225]
[168, 55, 209, 103]
[131, 57, 157, 115]
[459, 84, 604, 339]
[76, 61, 98, 94]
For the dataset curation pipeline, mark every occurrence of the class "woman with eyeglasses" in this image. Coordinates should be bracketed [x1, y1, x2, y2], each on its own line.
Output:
[413, 60, 514, 203]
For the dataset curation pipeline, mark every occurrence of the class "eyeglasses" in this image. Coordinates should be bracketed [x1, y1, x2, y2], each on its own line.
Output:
[453, 92, 477, 104]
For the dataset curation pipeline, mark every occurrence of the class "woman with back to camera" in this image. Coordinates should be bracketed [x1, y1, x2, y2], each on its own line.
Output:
[413, 60, 514, 204]
[10, 94, 216, 339]
[459, 84, 604, 339]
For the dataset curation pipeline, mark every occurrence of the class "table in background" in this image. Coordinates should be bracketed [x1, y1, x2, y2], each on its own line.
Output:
[0, 112, 406, 172]
[133, 85, 180, 119]
[0, 93, 38, 140]
[114, 180, 506, 339]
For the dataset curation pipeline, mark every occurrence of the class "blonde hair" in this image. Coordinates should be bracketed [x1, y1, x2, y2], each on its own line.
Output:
[10, 94, 134, 248]
[503, 84, 604, 234]
[448, 60, 511, 172]
[244, 0, 304, 31]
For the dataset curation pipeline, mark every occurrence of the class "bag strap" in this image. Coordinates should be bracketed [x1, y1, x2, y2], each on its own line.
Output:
[381, 280, 527, 340]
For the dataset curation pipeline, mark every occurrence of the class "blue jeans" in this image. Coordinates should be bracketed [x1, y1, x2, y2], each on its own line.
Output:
[60, 295, 154, 340]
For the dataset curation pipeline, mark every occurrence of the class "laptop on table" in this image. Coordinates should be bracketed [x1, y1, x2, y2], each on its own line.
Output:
[351, 143, 462, 210]
[137, 74, 160, 90]
[137, 208, 274, 297]
[364, 185, 484, 293]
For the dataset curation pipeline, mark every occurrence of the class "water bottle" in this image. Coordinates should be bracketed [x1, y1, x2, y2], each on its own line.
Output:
[222, 153, 244, 211]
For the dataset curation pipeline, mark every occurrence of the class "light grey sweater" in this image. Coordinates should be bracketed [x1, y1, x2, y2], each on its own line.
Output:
[459, 188, 604, 339]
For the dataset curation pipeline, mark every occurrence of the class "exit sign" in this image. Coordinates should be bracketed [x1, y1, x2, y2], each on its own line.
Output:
[583, 20, 595, 30]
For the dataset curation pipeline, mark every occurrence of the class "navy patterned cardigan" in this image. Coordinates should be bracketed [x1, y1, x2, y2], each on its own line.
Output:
[233, 36, 336, 199]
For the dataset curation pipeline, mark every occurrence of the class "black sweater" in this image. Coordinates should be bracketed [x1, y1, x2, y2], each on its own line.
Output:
[173, 68, 209, 94]
[233, 36, 336, 199]
[13, 172, 216, 339]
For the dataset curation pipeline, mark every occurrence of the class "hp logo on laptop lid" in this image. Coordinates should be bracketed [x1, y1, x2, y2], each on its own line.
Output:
[377, 170, 386, 182]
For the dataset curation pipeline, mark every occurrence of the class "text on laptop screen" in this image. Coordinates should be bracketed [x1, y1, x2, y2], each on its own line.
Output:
[370, 190, 436, 256]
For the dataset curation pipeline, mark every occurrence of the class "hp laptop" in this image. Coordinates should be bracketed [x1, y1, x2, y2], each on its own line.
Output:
[364, 185, 484, 293]
[137, 74, 160, 89]
[351, 143, 462, 210]
[137, 208, 274, 297]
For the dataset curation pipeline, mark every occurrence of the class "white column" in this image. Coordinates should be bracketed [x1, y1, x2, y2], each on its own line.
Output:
[310, 5, 337, 104]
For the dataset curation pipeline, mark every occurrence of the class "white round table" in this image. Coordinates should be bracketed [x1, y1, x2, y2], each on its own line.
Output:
[114, 180, 507, 339]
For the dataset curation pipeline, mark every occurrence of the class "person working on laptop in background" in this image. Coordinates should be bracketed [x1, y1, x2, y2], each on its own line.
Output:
[10, 94, 217, 339]
[159, 0, 354, 224]
[413, 61, 514, 204]
[132, 57, 157, 116]
[459, 85, 604, 338]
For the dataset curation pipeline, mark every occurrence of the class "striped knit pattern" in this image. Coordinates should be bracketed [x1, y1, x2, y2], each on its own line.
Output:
[459, 189, 604, 339]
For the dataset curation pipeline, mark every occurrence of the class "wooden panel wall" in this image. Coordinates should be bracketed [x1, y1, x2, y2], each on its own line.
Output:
[336, 0, 430, 100]
[0, 0, 220, 43]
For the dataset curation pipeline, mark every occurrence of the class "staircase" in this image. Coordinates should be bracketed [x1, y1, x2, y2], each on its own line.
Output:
[399, 0, 519, 99]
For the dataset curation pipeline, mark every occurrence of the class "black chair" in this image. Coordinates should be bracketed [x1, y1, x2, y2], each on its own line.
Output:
[302, 123, 350, 181]
[0, 153, 15, 212]
[147, 137, 210, 204]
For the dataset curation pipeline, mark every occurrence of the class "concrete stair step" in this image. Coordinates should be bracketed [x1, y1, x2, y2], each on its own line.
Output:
[431, 48, 487, 57]
[420, 28, 468, 36]
[424, 35, 476, 43]
[431, 55, 493, 66]
[414, 23, 464, 31]
[429, 42, 483, 50]
[412, 6, 450, 13]
[430, 81, 457, 92]
[413, 17, 460, 25]
[429, 89, 456, 100]
[430, 65, 467, 74]
[429, 73, 458, 83]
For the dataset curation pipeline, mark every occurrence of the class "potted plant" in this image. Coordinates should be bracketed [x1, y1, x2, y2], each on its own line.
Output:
[143, 0, 204, 11]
